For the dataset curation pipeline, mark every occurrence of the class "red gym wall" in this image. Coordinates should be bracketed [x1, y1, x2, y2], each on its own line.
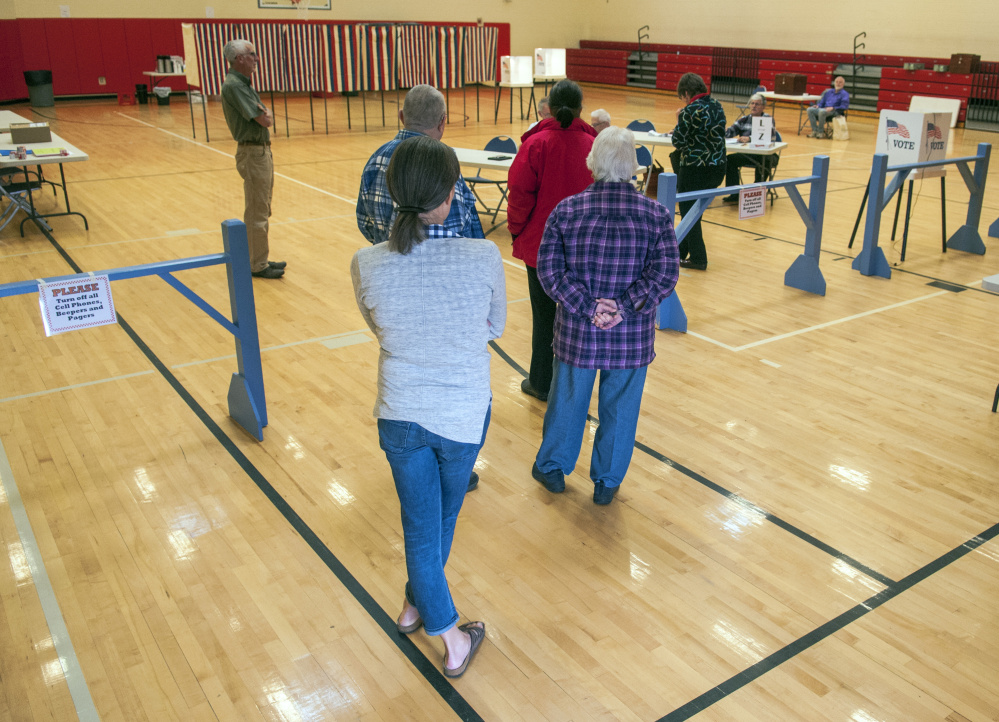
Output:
[0, 18, 511, 103]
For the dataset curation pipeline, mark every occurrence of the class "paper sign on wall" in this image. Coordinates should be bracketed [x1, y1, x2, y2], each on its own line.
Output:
[738, 187, 766, 220]
[751, 116, 774, 147]
[38, 275, 117, 337]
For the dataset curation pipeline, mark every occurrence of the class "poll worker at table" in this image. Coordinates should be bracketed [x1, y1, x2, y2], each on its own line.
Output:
[590, 108, 611, 133]
[357, 84, 483, 244]
[350, 135, 504, 678]
[221, 39, 286, 279]
[509, 79, 598, 403]
[532, 127, 679, 505]
[722, 93, 782, 203]
[806, 76, 850, 139]
[669, 72, 726, 271]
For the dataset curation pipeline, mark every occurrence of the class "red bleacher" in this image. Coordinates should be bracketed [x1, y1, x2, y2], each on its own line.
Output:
[568, 40, 990, 123]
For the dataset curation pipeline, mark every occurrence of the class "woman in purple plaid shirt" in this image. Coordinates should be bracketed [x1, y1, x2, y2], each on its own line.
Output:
[531, 127, 680, 505]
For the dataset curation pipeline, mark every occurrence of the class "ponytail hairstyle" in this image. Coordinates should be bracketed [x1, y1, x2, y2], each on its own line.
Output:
[548, 79, 583, 129]
[386, 135, 460, 255]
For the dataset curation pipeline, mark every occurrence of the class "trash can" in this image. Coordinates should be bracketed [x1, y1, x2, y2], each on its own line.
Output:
[23, 70, 54, 108]
[135, 83, 149, 105]
[152, 86, 171, 106]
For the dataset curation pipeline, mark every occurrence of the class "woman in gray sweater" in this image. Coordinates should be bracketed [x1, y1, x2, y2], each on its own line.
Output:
[350, 135, 506, 678]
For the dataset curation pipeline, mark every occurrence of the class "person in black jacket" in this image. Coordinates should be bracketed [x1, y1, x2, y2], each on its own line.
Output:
[669, 73, 726, 271]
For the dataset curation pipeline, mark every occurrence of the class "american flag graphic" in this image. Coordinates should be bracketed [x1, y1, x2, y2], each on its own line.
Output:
[886, 119, 910, 138]
[926, 122, 944, 139]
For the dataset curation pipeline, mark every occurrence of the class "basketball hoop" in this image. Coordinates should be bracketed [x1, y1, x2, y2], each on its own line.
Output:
[293, 0, 309, 20]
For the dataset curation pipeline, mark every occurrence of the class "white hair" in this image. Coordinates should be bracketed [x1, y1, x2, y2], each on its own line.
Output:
[590, 108, 611, 125]
[224, 39, 252, 63]
[749, 93, 765, 105]
[403, 85, 447, 133]
[586, 126, 638, 183]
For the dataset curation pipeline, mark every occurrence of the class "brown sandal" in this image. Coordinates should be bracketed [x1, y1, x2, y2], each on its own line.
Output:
[397, 605, 423, 634]
[443, 622, 485, 678]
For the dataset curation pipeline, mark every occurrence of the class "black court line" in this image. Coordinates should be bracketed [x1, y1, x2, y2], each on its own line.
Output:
[657, 522, 999, 721]
[37, 227, 484, 722]
[491, 341, 894, 588]
[633, 441, 894, 587]
[35, 215, 995, 722]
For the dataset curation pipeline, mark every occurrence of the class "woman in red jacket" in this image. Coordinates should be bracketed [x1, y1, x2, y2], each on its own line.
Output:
[508, 79, 597, 402]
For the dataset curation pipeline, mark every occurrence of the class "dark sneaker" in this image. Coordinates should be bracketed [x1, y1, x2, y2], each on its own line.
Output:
[268, 260, 287, 269]
[679, 259, 707, 271]
[467, 471, 479, 492]
[592, 481, 619, 505]
[251, 266, 284, 279]
[521, 378, 548, 402]
[532, 463, 565, 493]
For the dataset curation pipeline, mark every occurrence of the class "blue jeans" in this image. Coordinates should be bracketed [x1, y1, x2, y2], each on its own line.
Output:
[535, 360, 647, 488]
[378, 408, 490, 635]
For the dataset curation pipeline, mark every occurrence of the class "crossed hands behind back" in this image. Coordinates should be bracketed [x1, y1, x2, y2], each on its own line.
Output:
[592, 298, 622, 330]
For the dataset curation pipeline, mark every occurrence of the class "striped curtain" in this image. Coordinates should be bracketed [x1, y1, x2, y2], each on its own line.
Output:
[360, 24, 397, 91]
[397, 24, 436, 88]
[434, 26, 462, 89]
[327, 24, 360, 92]
[194, 23, 248, 95]
[285, 23, 326, 92]
[462, 26, 498, 84]
[244, 23, 286, 92]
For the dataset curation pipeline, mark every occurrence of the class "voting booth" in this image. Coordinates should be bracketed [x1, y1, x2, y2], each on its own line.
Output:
[534, 48, 566, 79]
[875, 110, 951, 179]
[852, 110, 957, 264]
[501, 56, 533, 85]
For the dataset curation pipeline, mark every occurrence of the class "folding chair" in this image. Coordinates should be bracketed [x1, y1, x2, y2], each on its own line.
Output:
[0, 173, 45, 234]
[626, 119, 656, 133]
[465, 136, 517, 223]
[635, 145, 653, 192]
[823, 109, 848, 138]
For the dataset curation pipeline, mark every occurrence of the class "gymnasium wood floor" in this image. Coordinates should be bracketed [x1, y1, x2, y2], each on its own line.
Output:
[1, 84, 997, 722]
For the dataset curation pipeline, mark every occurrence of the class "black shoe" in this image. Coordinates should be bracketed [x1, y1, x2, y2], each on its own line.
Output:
[679, 259, 707, 271]
[467, 471, 479, 492]
[722, 194, 739, 204]
[521, 379, 548, 402]
[532, 463, 565, 493]
[251, 266, 284, 279]
[592, 481, 619, 505]
[268, 260, 287, 269]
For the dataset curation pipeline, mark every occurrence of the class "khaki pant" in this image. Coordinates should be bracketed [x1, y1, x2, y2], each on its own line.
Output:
[235, 145, 273, 272]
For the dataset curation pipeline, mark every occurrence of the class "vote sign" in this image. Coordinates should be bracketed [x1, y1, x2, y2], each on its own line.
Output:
[875, 110, 950, 174]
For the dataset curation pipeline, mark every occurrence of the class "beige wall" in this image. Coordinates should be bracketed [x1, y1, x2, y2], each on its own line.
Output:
[7, 0, 998, 60]
[581, 0, 999, 59]
[3, 0, 586, 57]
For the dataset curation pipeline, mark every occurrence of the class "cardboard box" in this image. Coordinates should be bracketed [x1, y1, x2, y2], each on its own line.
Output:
[10, 122, 52, 144]
[949, 54, 980, 74]
[775, 73, 807, 95]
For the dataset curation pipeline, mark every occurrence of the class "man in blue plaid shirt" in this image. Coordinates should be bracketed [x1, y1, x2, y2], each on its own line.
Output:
[356, 85, 484, 244]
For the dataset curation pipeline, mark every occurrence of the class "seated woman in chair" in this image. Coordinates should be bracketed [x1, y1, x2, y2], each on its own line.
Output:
[807, 76, 849, 139]
[722, 94, 782, 203]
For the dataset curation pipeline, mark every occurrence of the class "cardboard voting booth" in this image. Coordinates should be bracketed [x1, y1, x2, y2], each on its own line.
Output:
[875, 110, 951, 179]
[501, 56, 533, 85]
[534, 48, 566, 78]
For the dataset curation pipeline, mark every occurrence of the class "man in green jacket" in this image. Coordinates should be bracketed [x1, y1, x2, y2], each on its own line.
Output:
[221, 39, 286, 279]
